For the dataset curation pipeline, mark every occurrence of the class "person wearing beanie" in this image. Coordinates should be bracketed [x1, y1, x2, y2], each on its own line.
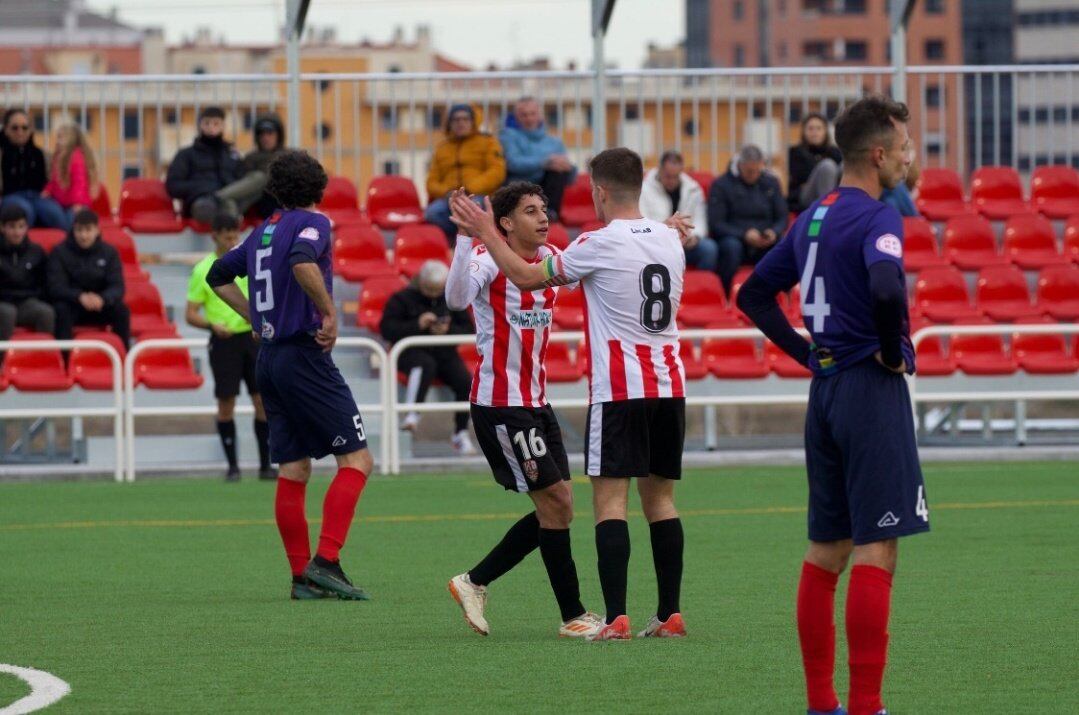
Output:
[242, 114, 286, 219]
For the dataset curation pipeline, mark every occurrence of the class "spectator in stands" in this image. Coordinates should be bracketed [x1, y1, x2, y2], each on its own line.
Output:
[881, 144, 920, 216]
[640, 150, 717, 271]
[186, 212, 272, 482]
[48, 209, 129, 348]
[379, 260, 476, 455]
[786, 112, 842, 215]
[425, 104, 505, 242]
[242, 114, 286, 219]
[165, 106, 265, 225]
[0, 109, 69, 230]
[0, 204, 54, 343]
[499, 96, 575, 221]
[708, 144, 788, 293]
[43, 122, 98, 222]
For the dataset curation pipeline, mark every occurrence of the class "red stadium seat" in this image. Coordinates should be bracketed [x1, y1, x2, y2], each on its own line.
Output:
[133, 332, 204, 389]
[727, 266, 756, 321]
[1030, 166, 1079, 219]
[69, 331, 126, 390]
[1, 332, 73, 391]
[766, 341, 811, 378]
[703, 337, 769, 379]
[457, 343, 480, 374]
[318, 176, 368, 227]
[914, 267, 983, 323]
[1013, 317, 1079, 374]
[687, 170, 715, 198]
[552, 285, 585, 330]
[124, 282, 173, 336]
[1065, 215, 1079, 263]
[909, 320, 956, 376]
[1036, 264, 1079, 320]
[366, 175, 423, 229]
[27, 228, 65, 253]
[394, 224, 450, 278]
[1001, 213, 1066, 269]
[975, 265, 1037, 321]
[119, 179, 184, 234]
[951, 319, 1017, 375]
[970, 166, 1030, 220]
[332, 226, 395, 282]
[100, 226, 140, 267]
[678, 340, 709, 380]
[902, 216, 948, 271]
[356, 275, 407, 331]
[545, 222, 570, 250]
[942, 214, 1008, 269]
[678, 271, 729, 327]
[915, 168, 973, 220]
[544, 342, 582, 383]
[559, 174, 597, 227]
[91, 185, 120, 227]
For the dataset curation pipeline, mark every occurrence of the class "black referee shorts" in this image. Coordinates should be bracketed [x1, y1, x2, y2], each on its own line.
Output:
[208, 332, 259, 400]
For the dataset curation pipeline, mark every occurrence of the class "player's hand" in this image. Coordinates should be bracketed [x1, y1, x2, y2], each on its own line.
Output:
[316, 312, 338, 351]
[744, 228, 764, 248]
[664, 213, 696, 246]
[418, 312, 438, 330]
[430, 319, 450, 335]
[450, 193, 498, 242]
[762, 229, 778, 245]
[79, 292, 104, 311]
[211, 323, 232, 339]
[546, 154, 573, 172]
[543, 275, 572, 288]
[874, 351, 906, 374]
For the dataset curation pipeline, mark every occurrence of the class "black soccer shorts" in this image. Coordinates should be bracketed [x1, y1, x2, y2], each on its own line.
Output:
[471, 403, 571, 493]
[208, 332, 259, 400]
[584, 397, 685, 479]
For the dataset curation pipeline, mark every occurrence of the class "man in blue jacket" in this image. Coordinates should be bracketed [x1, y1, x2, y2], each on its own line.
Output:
[499, 97, 575, 222]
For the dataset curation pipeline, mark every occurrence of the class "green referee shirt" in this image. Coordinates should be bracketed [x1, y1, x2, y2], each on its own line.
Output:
[187, 253, 252, 334]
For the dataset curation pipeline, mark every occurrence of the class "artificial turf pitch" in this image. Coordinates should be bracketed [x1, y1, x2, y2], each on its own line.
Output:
[0, 462, 1076, 713]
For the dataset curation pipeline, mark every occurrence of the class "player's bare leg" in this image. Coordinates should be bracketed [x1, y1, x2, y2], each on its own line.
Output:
[636, 475, 686, 638]
[251, 393, 274, 480]
[303, 448, 374, 600]
[273, 458, 329, 599]
[800, 539, 853, 714]
[216, 396, 240, 481]
[845, 540, 897, 715]
[589, 477, 632, 640]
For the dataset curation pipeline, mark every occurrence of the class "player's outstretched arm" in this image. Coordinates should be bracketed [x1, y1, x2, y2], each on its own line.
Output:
[292, 262, 337, 351]
[737, 272, 811, 366]
[445, 234, 477, 311]
[449, 191, 554, 292]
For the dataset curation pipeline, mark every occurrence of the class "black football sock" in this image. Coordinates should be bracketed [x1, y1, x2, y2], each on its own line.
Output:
[216, 420, 238, 470]
[649, 518, 684, 622]
[254, 418, 271, 469]
[595, 519, 630, 624]
[538, 528, 585, 622]
[468, 511, 540, 586]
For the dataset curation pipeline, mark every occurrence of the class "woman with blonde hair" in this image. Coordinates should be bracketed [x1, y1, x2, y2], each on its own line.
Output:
[43, 121, 98, 222]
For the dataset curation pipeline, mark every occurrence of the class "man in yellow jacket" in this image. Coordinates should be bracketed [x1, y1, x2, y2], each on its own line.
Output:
[425, 104, 506, 242]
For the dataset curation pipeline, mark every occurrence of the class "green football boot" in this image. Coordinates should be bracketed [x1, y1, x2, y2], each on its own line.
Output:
[303, 556, 371, 601]
[290, 577, 334, 600]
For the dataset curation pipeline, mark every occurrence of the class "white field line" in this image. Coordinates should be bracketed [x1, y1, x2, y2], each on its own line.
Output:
[0, 665, 70, 715]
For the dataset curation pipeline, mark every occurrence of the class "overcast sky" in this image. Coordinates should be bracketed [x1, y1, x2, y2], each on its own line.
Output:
[88, 0, 684, 70]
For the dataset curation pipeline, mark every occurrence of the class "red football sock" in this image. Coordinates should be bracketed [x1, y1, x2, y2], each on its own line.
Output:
[316, 467, 368, 561]
[274, 477, 310, 577]
[846, 564, 893, 715]
[798, 561, 841, 712]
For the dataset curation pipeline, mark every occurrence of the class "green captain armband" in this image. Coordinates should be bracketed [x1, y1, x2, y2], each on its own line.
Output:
[541, 254, 559, 280]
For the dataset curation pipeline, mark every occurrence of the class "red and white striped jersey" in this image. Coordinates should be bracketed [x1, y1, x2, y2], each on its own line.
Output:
[552, 218, 686, 404]
[465, 243, 570, 408]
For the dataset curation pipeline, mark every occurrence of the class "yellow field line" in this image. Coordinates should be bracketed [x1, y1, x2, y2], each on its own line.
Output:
[0, 499, 1076, 532]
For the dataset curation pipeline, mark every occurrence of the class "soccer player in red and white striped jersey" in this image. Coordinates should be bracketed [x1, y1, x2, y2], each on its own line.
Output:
[444, 182, 603, 639]
[451, 148, 690, 641]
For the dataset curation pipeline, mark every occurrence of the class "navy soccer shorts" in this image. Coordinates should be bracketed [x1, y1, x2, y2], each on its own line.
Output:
[471, 403, 571, 493]
[256, 337, 368, 464]
[804, 358, 930, 545]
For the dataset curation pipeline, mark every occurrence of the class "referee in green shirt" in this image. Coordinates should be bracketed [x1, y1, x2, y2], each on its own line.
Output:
[185, 212, 272, 481]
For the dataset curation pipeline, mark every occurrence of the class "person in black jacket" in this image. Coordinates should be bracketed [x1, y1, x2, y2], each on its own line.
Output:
[379, 260, 477, 455]
[708, 145, 789, 294]
[242, 114, 286, 219]
[48, 209, 129, 347]
[787, 113, 843, 215]
[0, 109, 69, 230]
[165, 106, 267, 225]
[0, 204, 55, 342]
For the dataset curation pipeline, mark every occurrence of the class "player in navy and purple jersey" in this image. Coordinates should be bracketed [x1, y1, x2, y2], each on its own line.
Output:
[207, 150, 374, 602]
[738, 96, 928, 715]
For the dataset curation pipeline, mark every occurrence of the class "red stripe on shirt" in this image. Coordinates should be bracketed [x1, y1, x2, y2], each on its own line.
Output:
[537, 286, 555, 405]
[518, 289, 536, 406]
[608, 340, 628, 401]
[490, 274, 509, 406]
[637, 344, 659, 398]
[663, 343, 684, 398]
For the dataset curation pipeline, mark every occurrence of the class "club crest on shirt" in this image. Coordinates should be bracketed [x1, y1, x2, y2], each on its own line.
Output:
[509, 309, 552, 329]
[299, 226, 320, 241]
[260, 319, 275, 340]
[875, 233, 903, 257]
[523, 459, 539, 482]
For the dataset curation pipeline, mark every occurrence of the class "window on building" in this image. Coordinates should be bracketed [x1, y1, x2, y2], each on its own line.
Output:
[684, 119, 696, 137]
[430, 107, 444, 129]
[382, 159, 400, 175]
[1018, 155, 1032, 172]
[192, 65, 206, 75]
[925, 39, 945, 61]
[380, 108, 397, 130]
[926, 86, 941, 108]
[803, 0, 827, 12]
[122, 165, 141, 180]
[1053, 106, 1067, 123]
[844, 41, 868, 60]
[1018, 108, 1031, 123]
[164, 108, 178, 125]
[545, 107, 560, 128]
[318, 79, 332, 92]
[388, 64, 402, 73]
[839, 0, 866, 13]
[825, 100, 839, 119]
[1072, 106, 1079, 122]
[804, 41, 830, 61]
[734, 44, 745, 67]
[123, 111, 139, 140]
[1034, 108, 1049, 124]
[316, 123, 333, 140]
[927, 141, 942, 156]
[788, 105, 804, 123]
[624, 105, 640, 120]
[734, 0, 744, 20]
[242, 111, 254, 130]
[925, 0, 944, 13]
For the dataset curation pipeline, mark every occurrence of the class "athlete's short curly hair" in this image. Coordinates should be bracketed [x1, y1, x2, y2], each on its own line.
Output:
[491, 181, 547, 236]
[265, 150, 328, 209]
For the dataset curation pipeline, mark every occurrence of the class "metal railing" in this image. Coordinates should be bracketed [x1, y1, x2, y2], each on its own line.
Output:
[3, 64, 1076, 204]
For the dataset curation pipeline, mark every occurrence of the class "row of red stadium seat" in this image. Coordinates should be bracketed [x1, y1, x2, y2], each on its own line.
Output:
[916, 165, 1079, 220]
[913, 264, 1079, 323]
[903, 214, 1079, 272]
